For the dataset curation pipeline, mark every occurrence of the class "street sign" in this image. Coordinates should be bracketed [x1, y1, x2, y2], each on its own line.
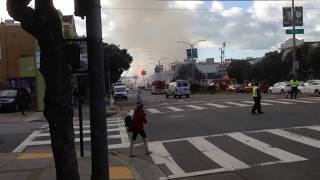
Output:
[187, 48, 198, 59]
[286, 29, 304, 34]
[283, 7, 303, 27]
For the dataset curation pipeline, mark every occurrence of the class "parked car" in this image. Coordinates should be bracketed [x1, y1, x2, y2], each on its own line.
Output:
[298, 80, 320, 95]
[0, 89, 19, 112]
[166, 80, 190, 98]
[244, 82, 270, 93]
[227, 84, 244, 93]
[268, 82, 291, 94]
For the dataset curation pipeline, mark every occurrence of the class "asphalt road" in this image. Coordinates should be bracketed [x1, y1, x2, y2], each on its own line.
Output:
[116, 91, 320, 180]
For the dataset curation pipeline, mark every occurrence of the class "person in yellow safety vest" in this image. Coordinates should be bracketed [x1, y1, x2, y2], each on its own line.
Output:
[290, 77, 298, 99]
[251, 82, 263, 115]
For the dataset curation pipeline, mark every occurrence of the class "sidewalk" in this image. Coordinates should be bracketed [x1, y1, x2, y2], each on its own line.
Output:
[0, 106, 164, 180]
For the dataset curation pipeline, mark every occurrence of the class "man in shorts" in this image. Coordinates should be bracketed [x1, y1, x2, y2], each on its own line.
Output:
[129, 103, 152, 157]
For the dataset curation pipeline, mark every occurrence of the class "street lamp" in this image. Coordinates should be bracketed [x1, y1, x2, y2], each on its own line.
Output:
[150, 57, 170, 80]
[177, 40, 206, 83]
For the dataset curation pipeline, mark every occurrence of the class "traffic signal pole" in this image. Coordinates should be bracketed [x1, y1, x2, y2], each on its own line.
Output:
[86, 0, 109, 179]
[292, 0, 298, 77]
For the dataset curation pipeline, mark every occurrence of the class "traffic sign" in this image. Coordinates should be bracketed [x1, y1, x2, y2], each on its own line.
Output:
[286, 29, 304, 34]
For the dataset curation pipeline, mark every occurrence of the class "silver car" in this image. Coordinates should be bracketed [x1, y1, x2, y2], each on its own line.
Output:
[298, 80, 320, 95]
[268, 82, 291, 94]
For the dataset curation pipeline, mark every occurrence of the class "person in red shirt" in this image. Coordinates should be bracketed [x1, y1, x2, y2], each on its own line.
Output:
[129, 103, 152, 157]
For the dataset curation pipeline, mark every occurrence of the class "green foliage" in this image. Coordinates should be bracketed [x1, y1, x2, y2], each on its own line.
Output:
[226, 60, 251, 83]
[103, 43, 133, 90]
[176, 63, 203, 82]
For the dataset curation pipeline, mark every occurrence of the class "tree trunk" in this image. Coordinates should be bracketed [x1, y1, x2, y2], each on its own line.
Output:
[7, 1, 80, 180]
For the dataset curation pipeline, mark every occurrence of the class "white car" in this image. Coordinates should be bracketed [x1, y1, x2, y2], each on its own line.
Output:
[166, 80, 191, 98]
[298, 80, 320, 95]
[268, 82, 291, 94]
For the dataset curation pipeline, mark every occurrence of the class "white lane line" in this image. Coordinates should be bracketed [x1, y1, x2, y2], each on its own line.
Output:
[185, 105, 207, 110]
[297, 97, 320, 102]
[267, 129, 320, 149]
[306, 125, 320, 132]
[166, 106, 185, 112]
[204, 103, 229, 108]
[281, 99, 317, 103]
[242, 101, 273, 106]
[146, 108, 162, 114]
[149, 141, 185, 177]
[168, 168, 226, 179]
[228, 133, 307, 163]
[262, 99, 295, 104]
[225, 102, 251, 107]
[119, 124, 130, 145]
[189, 137, 250, 171]
[12, 130, 41, 153]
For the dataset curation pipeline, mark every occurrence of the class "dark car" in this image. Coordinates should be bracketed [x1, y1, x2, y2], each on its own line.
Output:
[0, 89, 19, 112]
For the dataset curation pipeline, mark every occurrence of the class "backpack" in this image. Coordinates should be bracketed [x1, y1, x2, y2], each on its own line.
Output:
[124, 115, 133, 132]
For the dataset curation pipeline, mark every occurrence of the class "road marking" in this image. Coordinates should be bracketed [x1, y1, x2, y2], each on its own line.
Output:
[306, 125, 320, 132]
[241, 101, 273, 106]
[149, 141, 185, 177]
[228, 133, 306, 163]
[185, 105, 207, 110]
[109, 167, 134, 179]
[204, 103, 229, 108]
[281, 99, 317, 103]
[262, 99, 295, 104]
[18, 153, 53, 160]
[267, 129, 320, 149]
[12, 130, 41, 153]
[166, 106, 185, 112]
[189, 137, 250, 170]
[225, 102, 251, 107]
[146, 108, 162, 114]
[297, 97, 320, 102]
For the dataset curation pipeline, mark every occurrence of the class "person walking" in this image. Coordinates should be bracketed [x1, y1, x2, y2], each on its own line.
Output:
[129, 103, 152, 157]
[16, 87, 29, 115]
[290, 77, 298, 99]
[136, 89, 143, 105]
[251, 82, 263, 115]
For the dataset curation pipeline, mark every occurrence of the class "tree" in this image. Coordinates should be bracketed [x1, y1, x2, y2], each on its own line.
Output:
[7, 1, 79, 180]
[226, 60, 251, 83]
[103, 43, 132, 93]
[306, 46, 320, 74]
[176, 63, 202, 82]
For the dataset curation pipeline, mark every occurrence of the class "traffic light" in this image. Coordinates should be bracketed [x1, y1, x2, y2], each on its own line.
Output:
[74, 0, 88, 19]
[64, 43, 81, 70]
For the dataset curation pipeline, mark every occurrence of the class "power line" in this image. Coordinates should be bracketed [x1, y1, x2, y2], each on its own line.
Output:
[101, 7, 320, 11]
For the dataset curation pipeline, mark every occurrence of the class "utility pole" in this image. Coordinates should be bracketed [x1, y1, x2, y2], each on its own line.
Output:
[291, 0, 298, 78]
[86, 0, 109, 179]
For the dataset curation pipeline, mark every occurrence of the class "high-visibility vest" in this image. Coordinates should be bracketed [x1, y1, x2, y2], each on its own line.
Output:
[290, 80, 298, 87]
[252, 86, 258, 97]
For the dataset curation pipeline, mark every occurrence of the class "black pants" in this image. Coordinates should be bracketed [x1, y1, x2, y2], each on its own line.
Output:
[291, 87, 297, 99]
[251, 97, 262, 113]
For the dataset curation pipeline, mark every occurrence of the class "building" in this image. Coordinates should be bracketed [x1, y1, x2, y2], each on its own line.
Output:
[0, 15, 78, 111]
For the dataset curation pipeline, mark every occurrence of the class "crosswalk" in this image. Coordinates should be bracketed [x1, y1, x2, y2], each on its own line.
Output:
[143, 97, 320, 115]
[150, 125, 320, 179]
[13, 117, 130, 153]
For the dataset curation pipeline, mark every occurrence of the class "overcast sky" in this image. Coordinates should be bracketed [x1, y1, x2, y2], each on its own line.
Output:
[1, 0, 320, 78]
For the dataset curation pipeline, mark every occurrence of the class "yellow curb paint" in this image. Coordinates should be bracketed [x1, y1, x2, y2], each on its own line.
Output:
[18, 153, 53, 160]
[109, 167, 134, 179]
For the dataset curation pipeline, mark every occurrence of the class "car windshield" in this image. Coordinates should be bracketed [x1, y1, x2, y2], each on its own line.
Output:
[182, 82, 189, 87]
[0, 90, 17, 97]
[114, 88, 126, 92]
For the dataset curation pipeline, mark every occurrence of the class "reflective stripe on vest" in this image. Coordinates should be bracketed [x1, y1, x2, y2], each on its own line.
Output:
[252, 86, 258, 97]
[290, 80, 298, 87]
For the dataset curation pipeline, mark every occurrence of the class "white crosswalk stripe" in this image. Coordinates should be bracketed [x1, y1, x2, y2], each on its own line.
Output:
[166, 106, 185, 112]
[241, 101, 273, 106]
[281, 99, 317, 103]
[146, 108, 162, 114]
[13, 118, 130, 153]
[296, 97, 320, 102]
[185, 105, 207, 110]
[204, 103, 229, 108]
[148, 125, 320, 179]
[262, 99, 295, 104]
[225, 102, 251, 107]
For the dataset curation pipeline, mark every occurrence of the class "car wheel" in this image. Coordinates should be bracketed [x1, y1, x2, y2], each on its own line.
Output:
[166, 94, 169, 98]
[186, 94, 190, 98]
[179, 95, 182, 98]
[174, 94, 177, 98]
[315, 90, 319, 95]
